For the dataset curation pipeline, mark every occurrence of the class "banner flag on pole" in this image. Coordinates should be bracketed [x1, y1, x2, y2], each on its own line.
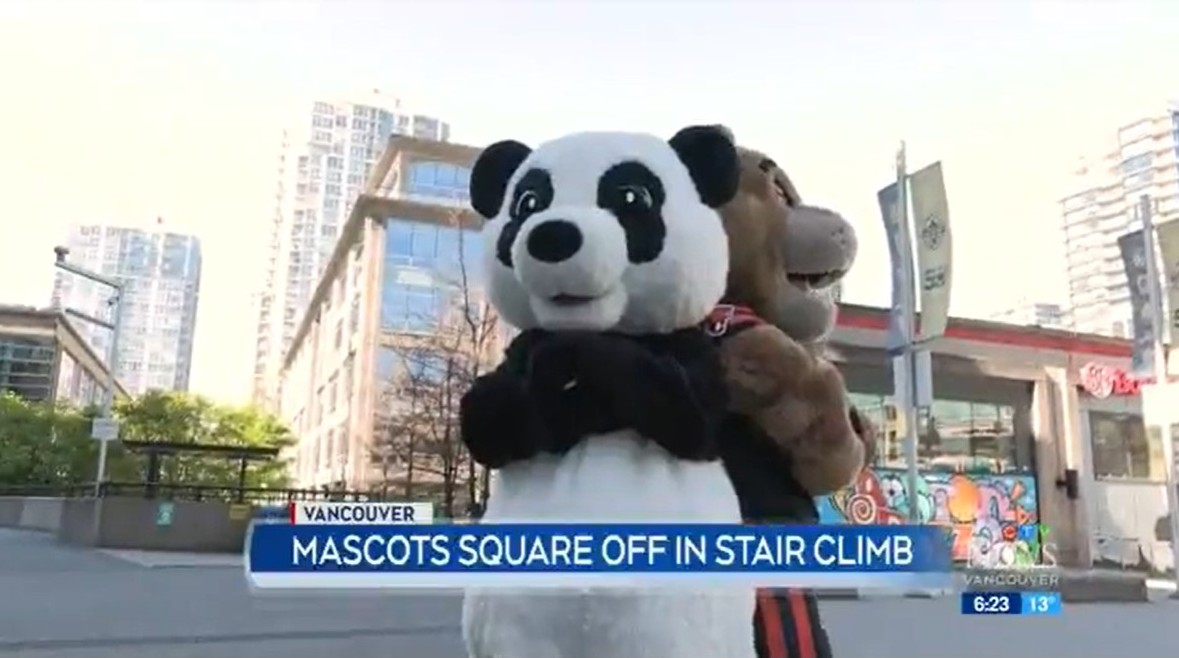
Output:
[878, 183, 910, 352]
[908, 162, 952, 341]
[1155, 218, 1179, 339]
[1117, 229, 1158, 377]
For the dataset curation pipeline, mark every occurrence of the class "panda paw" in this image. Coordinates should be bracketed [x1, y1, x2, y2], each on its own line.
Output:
[523, 332, 589, 396]
[460, 369, 548, 469]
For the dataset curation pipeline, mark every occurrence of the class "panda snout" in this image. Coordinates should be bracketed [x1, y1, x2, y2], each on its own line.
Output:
[511, 210, 629, 303]
[526, 219, 583, 263]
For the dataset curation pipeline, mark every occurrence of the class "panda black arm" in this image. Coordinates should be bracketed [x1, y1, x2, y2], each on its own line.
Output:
[573, 330, 728, 460]
[460, 369, 547, 469]
[616, 334, 728, 460]
[459, 332, 550, 469]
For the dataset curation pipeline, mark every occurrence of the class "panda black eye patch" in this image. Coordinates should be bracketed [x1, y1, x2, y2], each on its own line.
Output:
[497, 168, 554, 267]
[597, 161, 667, 264]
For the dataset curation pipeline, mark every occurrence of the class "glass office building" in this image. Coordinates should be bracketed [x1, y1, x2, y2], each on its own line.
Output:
[279, 135, 488, 491]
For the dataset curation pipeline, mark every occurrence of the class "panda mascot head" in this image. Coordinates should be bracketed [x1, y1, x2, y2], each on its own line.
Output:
[459, 126, 757, 658]
[471, 127, 734, 335]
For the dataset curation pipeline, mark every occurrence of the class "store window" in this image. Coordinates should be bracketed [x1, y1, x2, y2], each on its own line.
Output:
[847, 392, 1031, 474]
[1090, 411, 1162, 480]
[923, 400, 1025, 474]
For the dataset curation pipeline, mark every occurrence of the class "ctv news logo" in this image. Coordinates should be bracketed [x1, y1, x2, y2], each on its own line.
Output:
[964, 523, 1059, 590]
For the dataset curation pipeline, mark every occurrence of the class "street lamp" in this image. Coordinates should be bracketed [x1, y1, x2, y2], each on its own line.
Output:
[53, 246, 124, 497]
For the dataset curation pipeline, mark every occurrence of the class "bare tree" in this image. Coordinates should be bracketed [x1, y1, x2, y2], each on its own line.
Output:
[370, 210, 503, 516]
[451, 218, 503, 514]
[372, 367, 425, 498]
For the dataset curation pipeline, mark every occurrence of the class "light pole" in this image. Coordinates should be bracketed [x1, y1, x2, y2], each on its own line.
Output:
[894, 143, 922, 524]
[1133, 197, 1179, 598]
[53, 246, 124, 497]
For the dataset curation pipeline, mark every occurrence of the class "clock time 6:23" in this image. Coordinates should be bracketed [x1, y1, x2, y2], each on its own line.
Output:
[961, 592, 1061, 616]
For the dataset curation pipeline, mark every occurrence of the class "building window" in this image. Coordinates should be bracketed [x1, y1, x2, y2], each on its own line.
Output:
[1124, 169, 1154, 191]
[343, 353, 355, 401]
[847, 393, 1031, 474]
[323, 428, 335, 471]
[923, 400, 1027, 474]
[0, 337, 56, 403]
[373, 346, 447, 390]
[405, 161, 471, 201]
[380, 282, 439, 332]
[375, 346, 398, 387]
[384, 218, 481, 279]
[1090, 411, 1161, 480]
[1119, 152, 1152, 175]
[336, 422, 349, 468]
[379, 219, 483, 333]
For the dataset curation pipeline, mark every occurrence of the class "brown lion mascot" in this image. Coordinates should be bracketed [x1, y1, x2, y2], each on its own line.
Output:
[708, 127, 875, 496]
[706, 126, 875, 658]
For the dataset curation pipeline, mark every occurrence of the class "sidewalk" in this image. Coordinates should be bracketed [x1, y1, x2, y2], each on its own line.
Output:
[100, 548, 244, 569]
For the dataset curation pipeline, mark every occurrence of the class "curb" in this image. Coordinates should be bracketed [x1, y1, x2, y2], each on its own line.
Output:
[1059, 576, 1149, 603]
[98, 549, 243, 570]
[813, 588, 861, 600]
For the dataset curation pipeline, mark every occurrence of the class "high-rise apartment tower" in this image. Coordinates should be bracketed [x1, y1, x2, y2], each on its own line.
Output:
[252, 91, 451, 408]
[1061, 104, 1179, 337]
[52, 222, 202, 394]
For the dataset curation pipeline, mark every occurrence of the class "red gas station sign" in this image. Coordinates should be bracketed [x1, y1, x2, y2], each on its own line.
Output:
[1078, 362, 1149, 398]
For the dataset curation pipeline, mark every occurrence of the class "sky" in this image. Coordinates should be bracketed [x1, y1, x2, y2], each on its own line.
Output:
[0, 0, 1176, 404]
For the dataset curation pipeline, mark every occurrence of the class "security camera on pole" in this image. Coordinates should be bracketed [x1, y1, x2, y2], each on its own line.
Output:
[876, 143, 953, 527]
[53, 245, 123, 497]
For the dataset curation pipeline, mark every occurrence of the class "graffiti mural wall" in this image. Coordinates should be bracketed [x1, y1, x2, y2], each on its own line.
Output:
[817, 468, 1039, 561]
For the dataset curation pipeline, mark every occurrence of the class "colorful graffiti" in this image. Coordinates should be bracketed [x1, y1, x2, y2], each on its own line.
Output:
[817, 468, 1039, 561]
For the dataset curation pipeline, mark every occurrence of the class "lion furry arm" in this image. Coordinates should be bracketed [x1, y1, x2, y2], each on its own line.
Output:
[718, 325, 869, 495]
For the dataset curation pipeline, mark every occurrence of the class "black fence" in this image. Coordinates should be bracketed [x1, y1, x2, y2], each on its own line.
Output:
[0, 482, 393, 505]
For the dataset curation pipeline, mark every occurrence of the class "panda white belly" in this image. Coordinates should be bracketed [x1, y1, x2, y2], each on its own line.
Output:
[461, 430, 756, 658]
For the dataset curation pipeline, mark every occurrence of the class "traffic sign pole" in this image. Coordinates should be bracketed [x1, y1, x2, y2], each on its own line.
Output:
[94, 289, 123, 497]
[54, 247, 123, 498]
[1135, 195, 1179, 598]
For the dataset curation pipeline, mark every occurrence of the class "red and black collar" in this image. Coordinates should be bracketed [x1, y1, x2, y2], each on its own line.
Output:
[702, 304, 765, 339]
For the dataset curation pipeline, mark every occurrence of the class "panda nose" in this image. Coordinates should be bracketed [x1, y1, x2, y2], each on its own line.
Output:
[526, 220, 583, 263]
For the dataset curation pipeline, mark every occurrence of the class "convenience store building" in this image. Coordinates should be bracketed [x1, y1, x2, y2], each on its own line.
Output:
[822, 303, 1173, 574]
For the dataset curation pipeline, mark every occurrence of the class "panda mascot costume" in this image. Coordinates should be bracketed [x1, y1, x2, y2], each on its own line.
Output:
[459, 125, 756, 658]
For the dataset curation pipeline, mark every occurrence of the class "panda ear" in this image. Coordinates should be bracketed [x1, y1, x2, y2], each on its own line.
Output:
[668, 125, 740, 209]
[470, 140, 532, 218]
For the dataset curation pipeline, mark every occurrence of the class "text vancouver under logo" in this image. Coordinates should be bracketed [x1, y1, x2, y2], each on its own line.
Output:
[964, 524, 1059, 589]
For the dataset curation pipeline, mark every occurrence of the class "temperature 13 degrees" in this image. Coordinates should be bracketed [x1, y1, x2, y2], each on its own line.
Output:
[1020, 592, 1061, 616]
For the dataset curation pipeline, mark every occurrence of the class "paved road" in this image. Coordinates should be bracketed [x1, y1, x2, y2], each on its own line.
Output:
[1, 528, 1176, 657]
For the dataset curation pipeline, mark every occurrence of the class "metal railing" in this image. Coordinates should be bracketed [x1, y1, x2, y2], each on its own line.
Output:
[0, 482, 393, 505]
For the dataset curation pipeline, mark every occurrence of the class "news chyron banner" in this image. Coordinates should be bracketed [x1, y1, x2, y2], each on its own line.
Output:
[246, 503, 953, 589]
